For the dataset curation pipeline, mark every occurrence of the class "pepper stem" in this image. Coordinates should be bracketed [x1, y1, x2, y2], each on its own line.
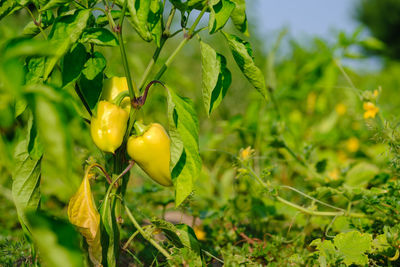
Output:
[113, 90, 130, 106]
[133, 121, 148, 136]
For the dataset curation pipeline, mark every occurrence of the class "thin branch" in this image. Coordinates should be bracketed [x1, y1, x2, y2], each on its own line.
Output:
[124, 204, 172, 259]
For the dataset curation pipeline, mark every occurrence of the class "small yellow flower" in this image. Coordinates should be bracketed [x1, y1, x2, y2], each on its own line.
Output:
[239, 146, 254, 161]
[193, 226, 206, 241]
[363, 102, 379, 119]
[335, 103, 347, 116]
[346, 137, 359, 153]
[373, 89, 379, 98]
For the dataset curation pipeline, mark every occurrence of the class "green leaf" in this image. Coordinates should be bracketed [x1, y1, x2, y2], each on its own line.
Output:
[229, 0, 248, 35]
[61, 43, 88, 87]
[30, 88, 77, 200]
[23, 10, 55, 37]
[95, 10, 122, 27]
[100, 191, 119, 267]
[80, 28, 118, 47]
[315, 159, 327, 173]
[310, 239, 337, 267]
[208, 0, 235, 34]
[26, 57, 46, 85]
[0, 58, 25, 96]
[78, 51, 106, 110]
[2, 38, 55, 60]
[44, 9, 90, 80]
[345, 162, 379, 188]
[169, 0, 188, 11]
[333, 231, 372, 266]
[12, 120, 42, 231]
[200, 41, 231, 115]
[26, 211, 84, 267]
[170, 0, 206, 11]
[123, 0, 153, 42]
[0, 0, 22, 20]
[151, 219, 201, 253]
[149, 0, 163, 47]
[27, 112, 44, 160]
[167, 89, 202, 206]
[222, 32, 267, 100]
[40, 0, 72, 11]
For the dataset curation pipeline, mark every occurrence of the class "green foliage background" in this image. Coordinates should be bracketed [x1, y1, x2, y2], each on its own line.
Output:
[1, 1, 400, 266]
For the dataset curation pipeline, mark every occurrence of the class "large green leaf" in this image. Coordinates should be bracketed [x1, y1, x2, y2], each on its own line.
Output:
[229, 0, 248, 35]
[78, 51, 106, 110]
[1, 38, 56, 97]
[44, 9, 90, 80]
[123, 0, 153, 42]
[208, 0, 235, 34]
[29, 86, 78, 200]
[167, 89, 201, 206]
[334, 231, 372, 266]
[61, 43, 88, 87]
[222, 32, 267, 100]
[200, 41, 231, 115]
[27, 211, 85, 267]
[12, 115, 42, 230]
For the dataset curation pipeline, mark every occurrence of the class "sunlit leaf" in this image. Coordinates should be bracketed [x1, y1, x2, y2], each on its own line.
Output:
[122, 0, 153, 42]
[229, 0, 248, 35]
[167, 88, 201, 206]
[208, 0, 235, 34]
[222, 32, 267, 100]
[149, 0, 163, 47]
[44, 9, 90, 80]
[200, 40, 231, 115]
[334, 231, 372, 266]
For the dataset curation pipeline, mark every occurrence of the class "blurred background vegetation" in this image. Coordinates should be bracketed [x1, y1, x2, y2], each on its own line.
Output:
[1, 0, 400, 265]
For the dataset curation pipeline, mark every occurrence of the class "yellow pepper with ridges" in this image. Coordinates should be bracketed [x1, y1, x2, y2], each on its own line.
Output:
[90, 101, 129, 153]
[127, 122, 172, 187]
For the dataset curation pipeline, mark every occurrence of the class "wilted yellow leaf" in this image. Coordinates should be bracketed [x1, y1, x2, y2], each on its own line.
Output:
[68, 167, 102, 266]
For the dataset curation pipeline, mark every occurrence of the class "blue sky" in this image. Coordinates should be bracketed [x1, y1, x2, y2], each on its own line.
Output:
[250, 0, 360, 39]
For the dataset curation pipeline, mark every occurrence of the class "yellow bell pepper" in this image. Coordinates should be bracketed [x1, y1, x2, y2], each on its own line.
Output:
[127, 122, 172, 186]
[90, 101, 129, 153]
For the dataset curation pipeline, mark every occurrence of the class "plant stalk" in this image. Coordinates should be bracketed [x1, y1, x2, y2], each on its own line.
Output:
[124, 204, 172, 259]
